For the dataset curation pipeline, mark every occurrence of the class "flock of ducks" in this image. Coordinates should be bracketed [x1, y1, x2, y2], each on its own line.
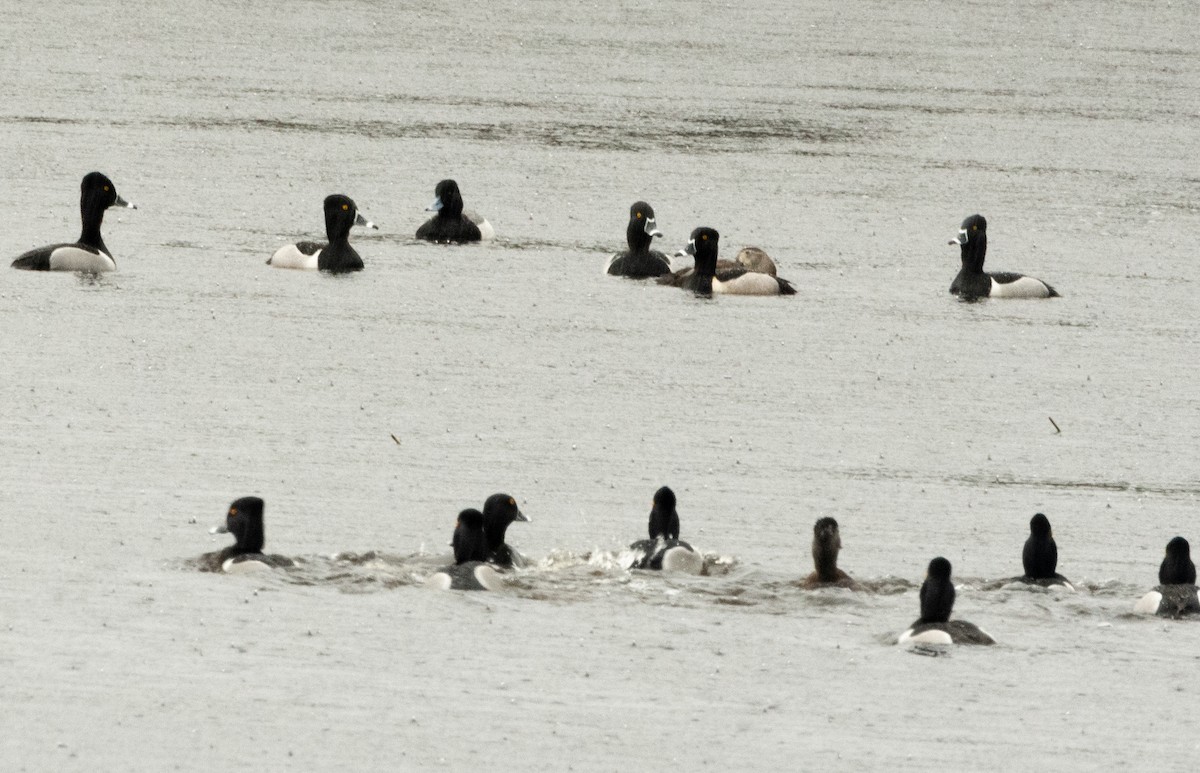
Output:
[15, 172, 1187, 649]
[200, 489, 1200, 648]
[12, 172, 1059, 301]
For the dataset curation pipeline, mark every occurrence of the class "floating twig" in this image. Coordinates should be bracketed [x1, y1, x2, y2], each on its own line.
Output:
[1048, 417, 1061, 434]
[390, 433, 401, 445]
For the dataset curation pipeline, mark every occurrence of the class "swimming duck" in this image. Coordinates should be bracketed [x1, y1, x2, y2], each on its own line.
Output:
[199, 496, 294, 573]
[661, 227, 796, 296]
[1134, 536, 1200, 617]
[426, 508, 505, 591]
[898, 557, 995, 645]
[627, 486, 703, 573]
[268, 194, 376, 273]
[799, 517, 858, 589]
[605, 201, 671, 278]
[415, 179, 494, 243]
[11, 172, 136, 272]
[949, 214, 1058, 299]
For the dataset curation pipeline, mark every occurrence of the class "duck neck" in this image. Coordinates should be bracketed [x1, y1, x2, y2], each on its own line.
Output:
[812, 540, 840, 581]
[627, 220, 651, 254]
[960, 234, 987, 274]
[78, 190, 108, 252]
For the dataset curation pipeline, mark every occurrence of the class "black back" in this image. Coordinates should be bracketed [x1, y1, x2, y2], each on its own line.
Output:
[1160, 536, 1196, 585]
[452, 508, 489, 564]
[318, 194, 365, 273]
[1022, 513, 1059, 579]
[917, 557, 955, 624]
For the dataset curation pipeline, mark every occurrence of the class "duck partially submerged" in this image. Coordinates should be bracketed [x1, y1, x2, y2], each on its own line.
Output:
[627, 486, 703, 574]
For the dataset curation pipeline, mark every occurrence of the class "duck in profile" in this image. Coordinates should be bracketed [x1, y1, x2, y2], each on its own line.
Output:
[605, 201, 671, 278]
[481, 493, 529, 568]
[11, 172, 136, 272]
[660, 227, 796, 297]
[415, 179, 494, 243]
[268, 194, 376, 273]
[949, 214, 1058, 299]
[426, 508, 505, 591]
[898, 557, 995, 646]
[199, 496, 295, 573]
[798, 517, 859, 589]
[1134, 536, 1200, 617]
[627, 486, 703, 574]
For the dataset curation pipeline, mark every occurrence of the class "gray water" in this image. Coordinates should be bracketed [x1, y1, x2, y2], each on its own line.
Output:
[3, 0, 1199, 770]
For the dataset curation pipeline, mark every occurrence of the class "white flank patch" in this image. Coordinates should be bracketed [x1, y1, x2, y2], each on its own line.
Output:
[989, 275, 1052, 298]
[466, 211, 495, 240]
[425, 572, 452, 591]
[714, 272, 781, 296]
[222, 557, 273, 574]
[268, 244, 320, 270]
[49, 246, 115, 272]
[661, 547, 704, 574]
[1133, 590, 1163, 615]
[474, 564, 504, 591]
[898, 627, 953, 646]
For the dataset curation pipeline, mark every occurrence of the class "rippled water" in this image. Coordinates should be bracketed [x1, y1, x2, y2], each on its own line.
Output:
[3, 1, 1199, 770]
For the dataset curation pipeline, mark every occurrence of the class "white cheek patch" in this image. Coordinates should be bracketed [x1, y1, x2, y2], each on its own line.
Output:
[990, 276, 1052, 298]
[49, 246, 115, 272]
[1133, 590, 1163, 615]
[714, 273, 782, 296]
[268, 244, 320, 270]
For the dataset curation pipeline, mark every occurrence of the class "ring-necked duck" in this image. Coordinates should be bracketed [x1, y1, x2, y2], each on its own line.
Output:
[11, 172, 136, 272]
[661, 227, 796, 296]
[949, 214, 1058, 299]
[1020, 513, 1074, 589]
[481, 493, 529, 568]
[605, 201, 671, 278]
[415, 179, 494, 243]
[268, 194, 375, 273]
[627, 486, 703, 573]
[1134, 536, 1200, 617]
[799, 517, 859, 589]
[898, 557, 995, 645]
[426, 508, 505, 591]
[199, 496, 295, 573]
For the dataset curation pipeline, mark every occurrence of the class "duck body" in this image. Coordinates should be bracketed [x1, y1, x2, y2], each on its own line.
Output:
[269, 194, 375, 273]
[662, 228, 795, 296]
[799, 517, 858, 589]
[606, 201, 671, 278]
[199, 496, 294, 573]
[949, 214, 1058, 299]
[11, 172, 135, 272]
[626, 486, 703, 573]
[898, 557, 995, 645]
[1134, 536, 1199, 617]
[415, 179, 492, 243]
[427, 508, 507, 591]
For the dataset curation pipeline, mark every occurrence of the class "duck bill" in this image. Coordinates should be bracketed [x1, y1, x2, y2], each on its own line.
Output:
[644, 217, 662, 238]
[676, 238, 697, 258]
[209, 524, 229, 535]
[355, 211, 378, 230]
[514, 509, 530, 523]
[114, 194, 137, 210]
[425, 196, 444, 213]
[951, 228, 968, 246]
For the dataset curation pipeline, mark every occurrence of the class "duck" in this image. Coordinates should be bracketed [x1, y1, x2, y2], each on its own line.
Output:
[267, 194, 375, 273]
[1134, 536, 1200, 617]
[798, 517, 858, 589]
[949, 214, 1058, 299]
[605, 201, 671, 278]
[627, 486, 703, 574]
[660, 227, 796, 296]
[11, 172, 136, 272]
[415, 179, 494, 243]
[732, 246, 779, 276]
[199, 496, 295, 573]
[898, 557, 995, 645]
[426, 508, 505, 591]
[1018, 513, 1074, 589]
[480, 493, 529, 568]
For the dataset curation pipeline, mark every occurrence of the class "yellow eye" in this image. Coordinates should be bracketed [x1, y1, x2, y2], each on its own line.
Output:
[702, 234, 708, 241]
[971, 225, 977, 231]
[230, 508, 237, 516]
[104, 186, 110, 192]
[635, 212, 642, 219]
[342, 204, 349, 211]
[508, 498, 515, 506]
